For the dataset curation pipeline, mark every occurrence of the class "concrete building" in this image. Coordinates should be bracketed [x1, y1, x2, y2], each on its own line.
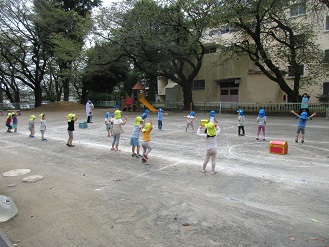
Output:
[158, 2, 329, 105]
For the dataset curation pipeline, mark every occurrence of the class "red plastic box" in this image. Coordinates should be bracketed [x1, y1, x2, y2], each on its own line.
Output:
[269, 141, 288, 155]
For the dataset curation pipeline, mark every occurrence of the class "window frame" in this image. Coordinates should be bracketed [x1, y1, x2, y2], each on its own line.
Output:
[323, 82, 329, 95]
[192, 80, 205, 90]
[287, 65, 305, 77]
[325, 16, 329, 31]
[290, 1, 307, 17]
[324, 49, 329, 63]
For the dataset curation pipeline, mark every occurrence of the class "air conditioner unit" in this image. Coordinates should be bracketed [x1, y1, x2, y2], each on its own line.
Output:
[235, 79, 241, 85]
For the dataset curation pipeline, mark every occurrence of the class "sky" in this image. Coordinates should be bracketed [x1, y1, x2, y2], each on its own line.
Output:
[101, 0, 117, 7]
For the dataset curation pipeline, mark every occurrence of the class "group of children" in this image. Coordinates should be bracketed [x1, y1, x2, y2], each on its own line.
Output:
[235, 108, 316, 143]
[3, 105, 317, 172]
[104, 109, 153, 162]
[5, 112, 47, 141]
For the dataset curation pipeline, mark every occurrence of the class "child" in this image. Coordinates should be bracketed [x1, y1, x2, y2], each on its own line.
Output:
[141, 120, 153, 162]
[130, 116, 144, 158]
[237, 109, 245, 136]
[256, 109, 266, 140]
[104, 112, 112, 137]
[111, 110, 128, 151]
[184, 111, 197, 132]
[197, 123, 221, 175]
[39, 113, 47, 141]
[65, 113, 79, 147]
[28, 115, 36, 138]
[291, 110, 316, 143]
[5, 113, 13, 133]
[158, 108, 163, 130]
[298, 93, 311, 116]
[12, 113, 18, 134]
[209, 110, 219, 124]
[142, 109, 150, 120]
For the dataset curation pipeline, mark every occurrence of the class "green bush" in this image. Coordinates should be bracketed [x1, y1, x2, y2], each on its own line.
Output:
[315, 94, 329, 103]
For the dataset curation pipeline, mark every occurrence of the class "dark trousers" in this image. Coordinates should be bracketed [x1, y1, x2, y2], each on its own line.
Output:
[87, 116, 91, 123]
[238, 126, 245, 135]
[158, 120, 162, 129]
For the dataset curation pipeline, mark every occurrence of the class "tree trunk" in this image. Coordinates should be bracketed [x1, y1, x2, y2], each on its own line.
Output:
[63, 77, 70, 101]
[34, 83, 42, 107]
[181, 81, 193, 111]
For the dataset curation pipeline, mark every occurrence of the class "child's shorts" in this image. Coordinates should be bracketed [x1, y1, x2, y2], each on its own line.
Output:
[130, 137, 140, 146]
[296, 127, 305, 134]
[106, 124, 111, 131]
[13, 124, 17, 128]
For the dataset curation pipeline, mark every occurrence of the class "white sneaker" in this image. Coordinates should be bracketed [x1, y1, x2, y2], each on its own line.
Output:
[201, 169, 206, 173]
[211, 171, 216, 175]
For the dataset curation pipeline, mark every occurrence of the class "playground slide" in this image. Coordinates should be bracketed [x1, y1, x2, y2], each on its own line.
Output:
[139, 98, 158, 113]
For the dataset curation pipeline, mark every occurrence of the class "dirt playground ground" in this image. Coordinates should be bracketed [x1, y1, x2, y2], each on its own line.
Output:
[0, 103, 328, 247]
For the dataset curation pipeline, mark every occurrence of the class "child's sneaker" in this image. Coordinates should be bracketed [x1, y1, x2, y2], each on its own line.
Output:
[263, 138, 265, 141]
[211, 171, 216, 175]
[256, 137, 259, 140]
[201, 169, 206, 173]
[142, 156, 147, 162]
[132, 153, 136, 157]
[295, 139, 298, 143]
[301, 140, 304, 143]
[136, 154, 142, 158]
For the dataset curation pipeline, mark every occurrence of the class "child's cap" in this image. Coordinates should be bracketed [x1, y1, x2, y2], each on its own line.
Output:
[7, 113, 12, 117]
[39, 113, 45, 119]
[134, 116, 143, 126]
[300, 111, 308, 120]
[67, 113, 75, 122]
[142, 113, 147, 120]
[158, 108, 163, 112]
[29, 115, 36, 121]
[142, 123, 152, 132]
[258, 109, 265, 117]
[237, 109, 244, 116]
[114, 110, 121, 119]
[205, 123, 216, 136]
[105, 112, 110, 118]
[189, 111, 195, 117]
[210, 110, 215, 117]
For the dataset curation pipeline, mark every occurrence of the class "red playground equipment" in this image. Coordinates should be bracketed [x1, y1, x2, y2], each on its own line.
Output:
[121, 82, 158, 112]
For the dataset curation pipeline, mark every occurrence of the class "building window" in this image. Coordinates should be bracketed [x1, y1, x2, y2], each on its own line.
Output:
[230, 89, 239, 95]
[325, 16, 329, 31]
[204, 47, 216, 54]
[323, 82, 329, 95]
[294, 34, 306, 47]
[290, 1, 306, 17]
[324, 50, 329, 63]
[288, 65, 304, 77]
[221, 89, 229, 95]
[209, 29, 220, 36]
[192, 80, 205, 90]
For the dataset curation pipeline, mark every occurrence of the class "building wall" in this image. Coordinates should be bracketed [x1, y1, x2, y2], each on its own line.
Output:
[159, 4, 329, 104]
[193, 52, 285, 103]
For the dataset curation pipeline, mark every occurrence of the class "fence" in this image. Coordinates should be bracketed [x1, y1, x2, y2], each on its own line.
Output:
[0, 103, 35, 111]
[166, 101, 329, 114]
[94, 101, 117, 108]
[92, 100, 329, 115]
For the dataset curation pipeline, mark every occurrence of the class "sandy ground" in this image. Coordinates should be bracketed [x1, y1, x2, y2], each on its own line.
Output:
[0, 104, 329, 247]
